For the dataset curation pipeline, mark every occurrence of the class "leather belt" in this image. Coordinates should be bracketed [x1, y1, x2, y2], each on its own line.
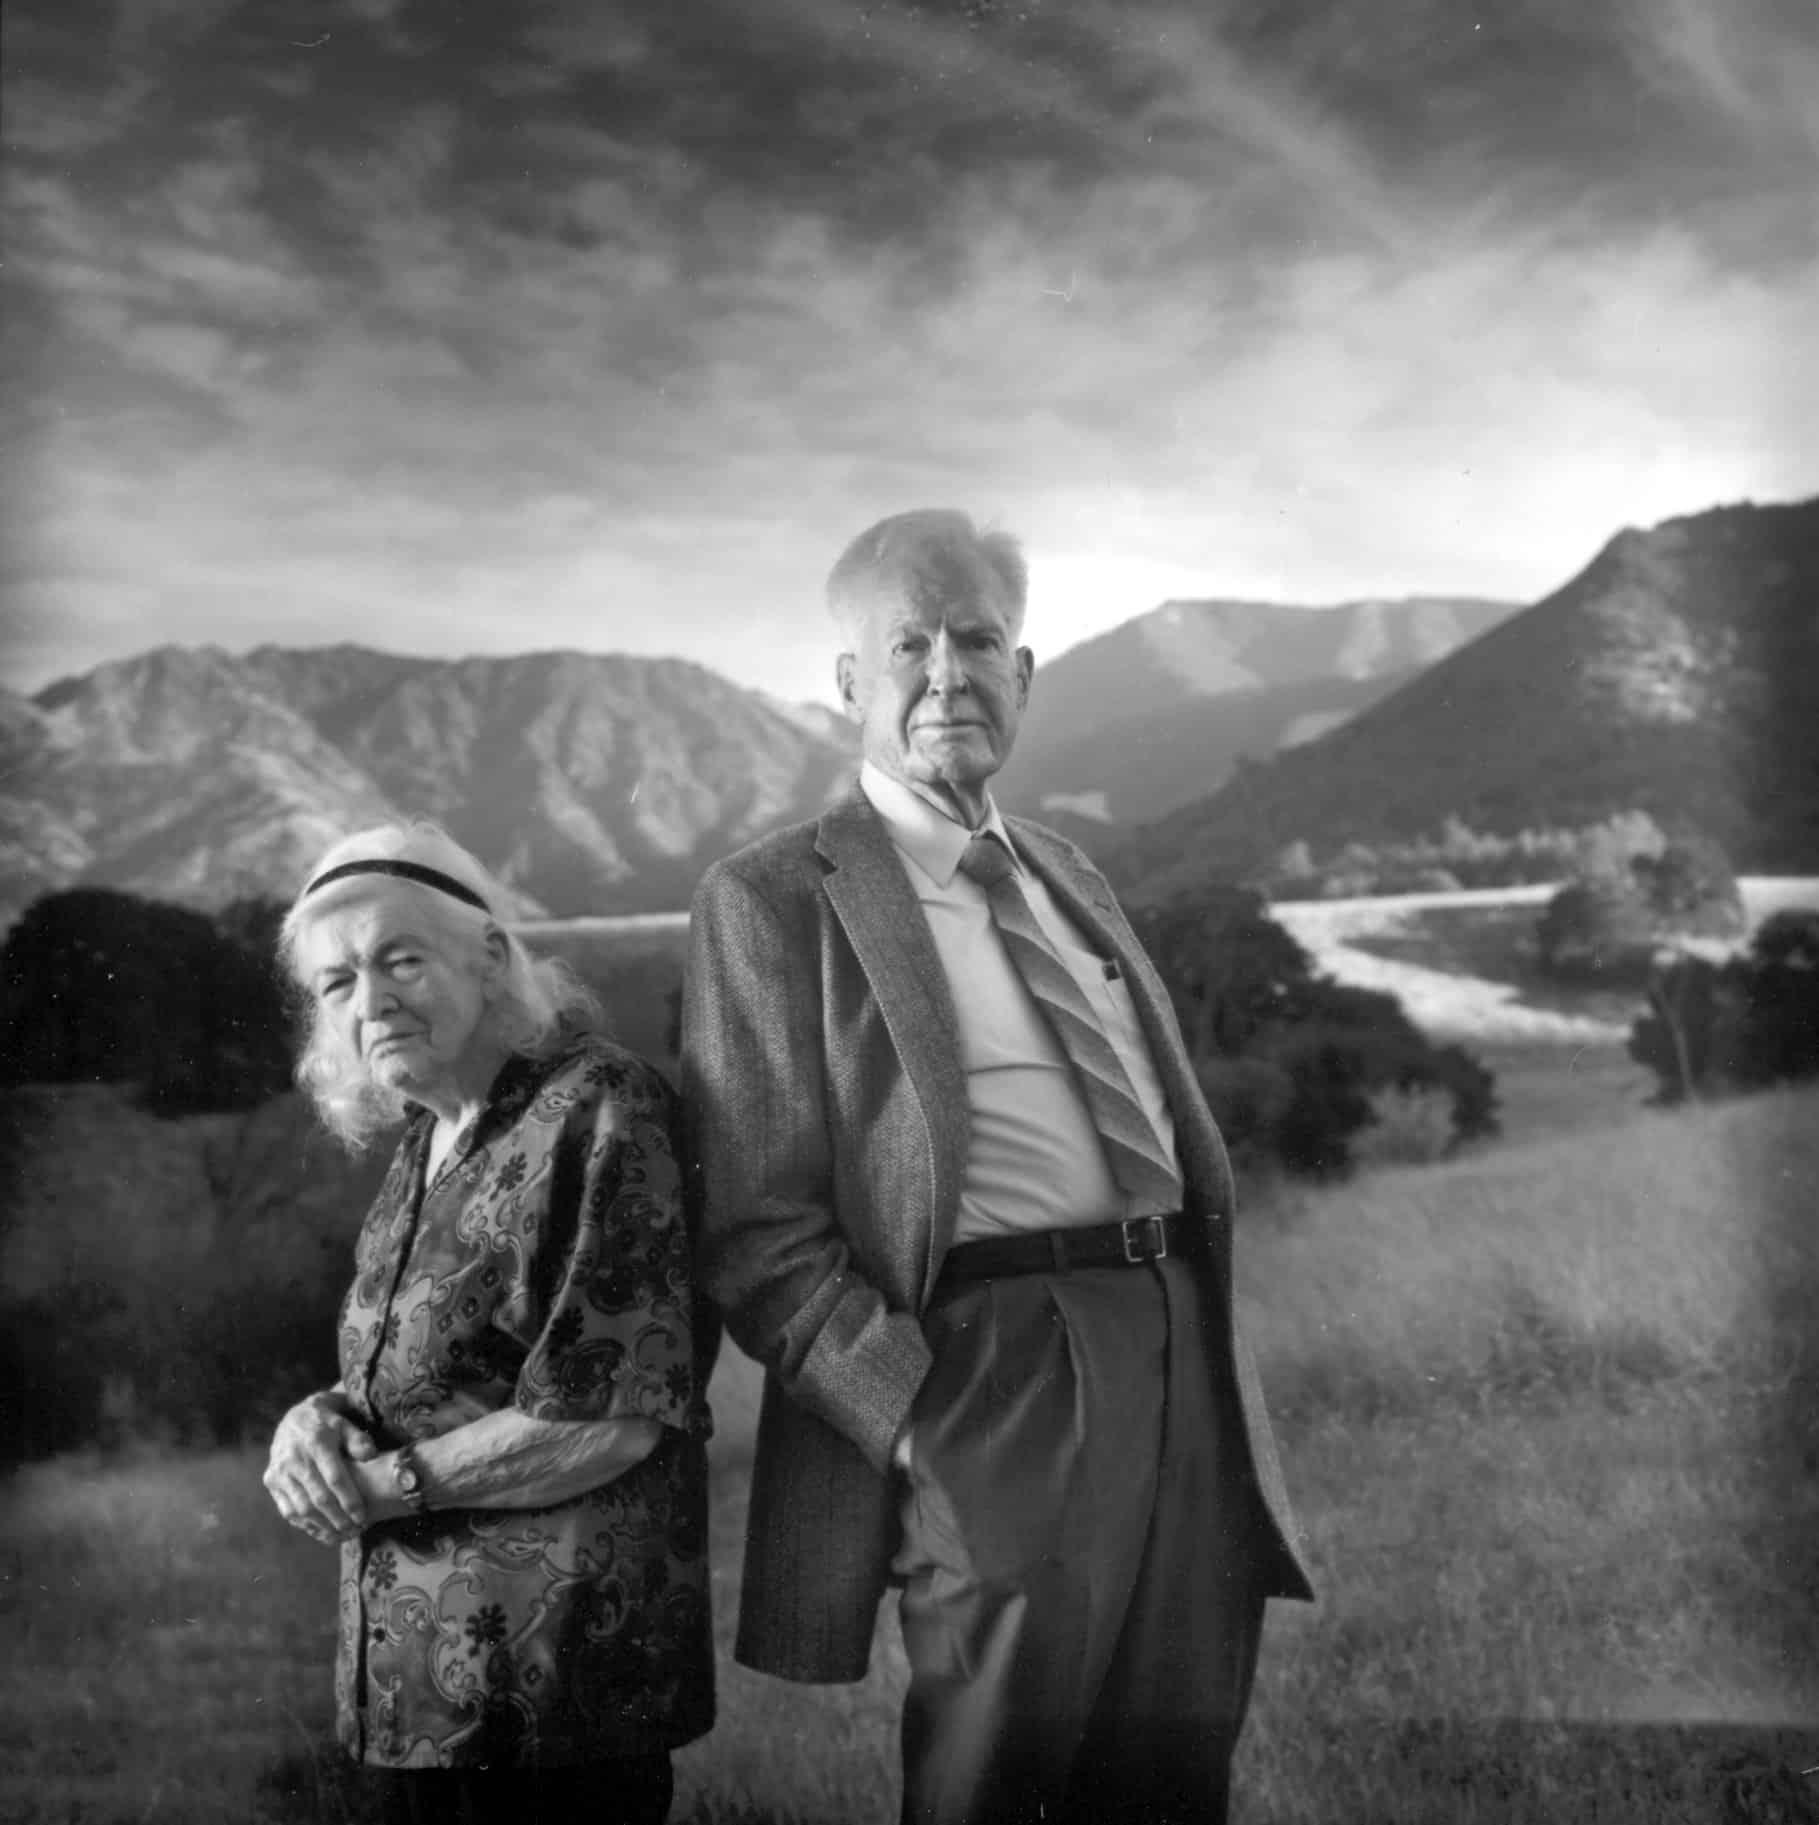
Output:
[933, 1212, 1207, 1296]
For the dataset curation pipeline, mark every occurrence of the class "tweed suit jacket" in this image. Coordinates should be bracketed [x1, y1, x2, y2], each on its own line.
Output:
[681, 785, 1314, 1684]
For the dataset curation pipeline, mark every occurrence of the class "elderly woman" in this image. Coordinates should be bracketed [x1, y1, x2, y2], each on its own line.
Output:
[262, 822, 714, 1825]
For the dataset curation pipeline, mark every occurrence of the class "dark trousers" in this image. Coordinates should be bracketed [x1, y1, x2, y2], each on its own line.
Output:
[370, 1753, 673, 1825]
[893, 1257, 1270, 1825]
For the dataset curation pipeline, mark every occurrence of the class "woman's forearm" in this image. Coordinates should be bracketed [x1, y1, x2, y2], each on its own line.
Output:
[356, 1410, 664, 1522]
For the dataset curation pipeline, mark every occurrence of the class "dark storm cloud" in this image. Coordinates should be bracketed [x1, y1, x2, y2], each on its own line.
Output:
[3, 0, 1815, 697]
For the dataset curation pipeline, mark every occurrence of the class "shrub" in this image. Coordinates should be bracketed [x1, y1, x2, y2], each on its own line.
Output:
[0, 1086, 382, 1469]
[1353, 1084, 1462, 1167]
[1194, 1053, 1297, 1166]
[1138, 892, 1498, 1177]
[0, 888, 295, 1114]
[1269, 1033, 1379, 1176]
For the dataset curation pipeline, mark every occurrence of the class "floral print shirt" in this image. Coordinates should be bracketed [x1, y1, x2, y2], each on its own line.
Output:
[333, 1038, 715, 1769]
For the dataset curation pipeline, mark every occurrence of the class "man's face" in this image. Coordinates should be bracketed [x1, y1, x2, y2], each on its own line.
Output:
[836, 550, 1035, 815]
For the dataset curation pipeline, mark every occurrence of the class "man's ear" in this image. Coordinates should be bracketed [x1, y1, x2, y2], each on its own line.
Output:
[836, 653, 864, 723]
[1015, 645, 1035, 707]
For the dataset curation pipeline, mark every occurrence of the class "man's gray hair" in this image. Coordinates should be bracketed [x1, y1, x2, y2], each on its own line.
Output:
[278, 820, 601, 1151]
[826, 509, 1029, 646]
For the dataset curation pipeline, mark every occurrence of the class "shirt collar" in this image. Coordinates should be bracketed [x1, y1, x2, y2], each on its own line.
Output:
[858, 760, 1020, 890]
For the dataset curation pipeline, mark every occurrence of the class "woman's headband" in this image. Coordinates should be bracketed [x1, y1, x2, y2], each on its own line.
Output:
[303, 859, 491, 915]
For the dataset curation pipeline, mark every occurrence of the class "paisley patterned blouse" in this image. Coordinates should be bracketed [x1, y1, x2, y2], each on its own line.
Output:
[332, 1038, 715, 1770]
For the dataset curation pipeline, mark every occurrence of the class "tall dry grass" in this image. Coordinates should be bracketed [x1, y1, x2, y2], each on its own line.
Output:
[3, 1084, 1816, 1822]
[1240, 1084, 1817, 1418]
[0, 1450, 347, 1823]
[1231, 1084, 1819, 1823]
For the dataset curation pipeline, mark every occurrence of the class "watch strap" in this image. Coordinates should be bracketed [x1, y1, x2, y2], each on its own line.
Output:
[392, 1444, 430, 1514]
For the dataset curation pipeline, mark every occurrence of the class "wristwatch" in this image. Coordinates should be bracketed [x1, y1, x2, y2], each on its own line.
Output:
[391, 1445, 430, 1515]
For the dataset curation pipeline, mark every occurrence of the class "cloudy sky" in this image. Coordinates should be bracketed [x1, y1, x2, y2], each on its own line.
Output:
[4, 0, 1816, 705]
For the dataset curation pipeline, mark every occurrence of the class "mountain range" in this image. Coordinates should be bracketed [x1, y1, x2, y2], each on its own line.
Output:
[1110, 498, 1819, 902]
[996, 595, 1514, 830]
[0, 596, 1511, 929]
[0, 646, 858, 926]
[3, 496, 1814, 930]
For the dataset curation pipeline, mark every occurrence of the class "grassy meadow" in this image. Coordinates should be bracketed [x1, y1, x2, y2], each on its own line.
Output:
[5, 1067, 1817, 1822]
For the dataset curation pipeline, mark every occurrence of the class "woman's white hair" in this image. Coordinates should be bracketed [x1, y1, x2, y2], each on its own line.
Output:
[278, 820, 602, 1152]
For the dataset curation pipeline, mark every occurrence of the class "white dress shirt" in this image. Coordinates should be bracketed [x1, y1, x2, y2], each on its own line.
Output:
[859, 762, 1183, 1241]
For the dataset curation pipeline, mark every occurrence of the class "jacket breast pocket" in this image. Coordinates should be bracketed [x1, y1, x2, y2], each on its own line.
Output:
[1086, 965, 1145, 1049]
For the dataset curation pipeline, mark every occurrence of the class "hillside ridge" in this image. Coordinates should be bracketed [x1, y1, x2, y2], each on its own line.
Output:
[1109, 497, 1819, 900]
[998, 593, 1516, 828]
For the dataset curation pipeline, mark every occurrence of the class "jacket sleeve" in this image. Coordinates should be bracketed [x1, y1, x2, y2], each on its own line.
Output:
[681, 861, 932, 1473]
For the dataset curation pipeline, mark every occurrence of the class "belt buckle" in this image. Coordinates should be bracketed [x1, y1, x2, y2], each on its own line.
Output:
[1122, 1214, 1169, 1264]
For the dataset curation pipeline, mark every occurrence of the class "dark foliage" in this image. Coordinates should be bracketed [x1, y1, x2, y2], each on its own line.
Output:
[1132, 890, 1498, 1178]
[0, 1283, 125, 1463]
[1136, 885, 1311, 1057]
[1536, 871, 1659, 983]
[1629, 907, 1819, 1101]
[1633, 833, 1746, 932]
[1538, 835, 1745, 983]
[0, 887, 296, 1114]
[0, 1085, 376, 1471]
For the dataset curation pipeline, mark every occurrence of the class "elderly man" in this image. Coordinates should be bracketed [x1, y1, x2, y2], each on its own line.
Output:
[683, 509, 1313, 1825]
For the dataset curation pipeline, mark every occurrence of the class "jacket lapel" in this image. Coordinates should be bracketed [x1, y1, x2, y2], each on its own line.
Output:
[817, 790, 971, 1297]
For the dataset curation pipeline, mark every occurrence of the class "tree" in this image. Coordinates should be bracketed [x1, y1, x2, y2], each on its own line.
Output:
[1734, 908, 1819, 1088]
[1629, 906, 1819, 1101]
[1535, 871, 1655, 981]
[1536, 832, 1743, 984]
[1573, 811, 1666, 881]
[0, 888, 296, 1113]
[1273, 840, 1316, 884]
[1633, 949, 1724, 1102]
[1633, 833, 1745, 938]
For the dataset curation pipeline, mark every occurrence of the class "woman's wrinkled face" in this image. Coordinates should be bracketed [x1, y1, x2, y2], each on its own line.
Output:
[296, 884, 499, 1102]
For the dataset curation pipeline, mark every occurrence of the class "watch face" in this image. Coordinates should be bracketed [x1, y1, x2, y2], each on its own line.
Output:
[395, 1455, 424, 1499]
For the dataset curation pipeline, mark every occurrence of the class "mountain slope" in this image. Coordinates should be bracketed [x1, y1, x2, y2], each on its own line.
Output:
[3, 645, 858, 926]
[14, 647, 399, 917]
[1111, 500, 1819, 902]
[998, 595, 1514, 826]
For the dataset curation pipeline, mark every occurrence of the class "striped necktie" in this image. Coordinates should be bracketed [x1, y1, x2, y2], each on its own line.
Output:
[958, 830, 1181, 1211]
